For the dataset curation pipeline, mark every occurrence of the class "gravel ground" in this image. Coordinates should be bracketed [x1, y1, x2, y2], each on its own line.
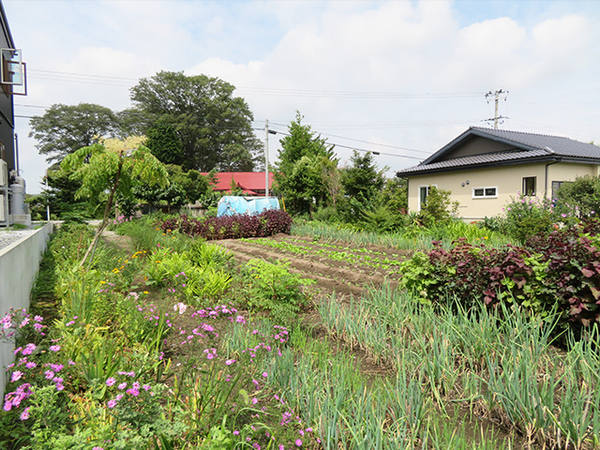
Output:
[0, 229, 35, 252]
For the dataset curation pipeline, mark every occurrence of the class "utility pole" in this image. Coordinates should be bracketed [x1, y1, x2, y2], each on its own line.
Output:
[265, 120, 277, 197]
[485, 89, 509, 129]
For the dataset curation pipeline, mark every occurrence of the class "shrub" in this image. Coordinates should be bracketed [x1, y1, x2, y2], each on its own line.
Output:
[525, 226, 600, 330]
[556, 174, 600, 218]
[502, 195, 555, 243]
[244, 259, 315, 326]
[419, 186, 459, 227]
[158, 209, 293, 240]
[400, 225, 600, 335]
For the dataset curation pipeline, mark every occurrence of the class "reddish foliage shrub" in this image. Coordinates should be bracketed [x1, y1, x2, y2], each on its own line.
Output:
[525, 227, 600, 328]
[158, 210, 293, 240]
[424, 240, 533, 310]
[402, 225, 600, 334]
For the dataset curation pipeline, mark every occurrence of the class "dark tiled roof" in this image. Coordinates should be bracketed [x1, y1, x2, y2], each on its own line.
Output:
[398, 127, 600, 176]
[470, 127, 600, 159]
[399, 149, 551, 174]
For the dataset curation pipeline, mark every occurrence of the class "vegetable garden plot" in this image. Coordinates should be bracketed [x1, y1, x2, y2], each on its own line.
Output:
[215, 234, 412, 299]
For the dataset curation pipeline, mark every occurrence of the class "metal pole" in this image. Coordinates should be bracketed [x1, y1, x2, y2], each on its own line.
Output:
[265, 119, 269, 197]
[14, 133, 19, 174]
[45, 171, 50, 221]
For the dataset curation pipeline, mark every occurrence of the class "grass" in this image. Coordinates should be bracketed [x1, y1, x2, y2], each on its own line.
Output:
[291, 220, 517, 250]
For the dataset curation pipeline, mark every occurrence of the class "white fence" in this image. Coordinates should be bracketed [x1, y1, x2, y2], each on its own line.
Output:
[0, 223, 53, 401]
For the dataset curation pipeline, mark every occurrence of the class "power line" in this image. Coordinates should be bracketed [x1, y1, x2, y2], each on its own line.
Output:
[270, 129, 422, 161]
[26, 68, 482, 100]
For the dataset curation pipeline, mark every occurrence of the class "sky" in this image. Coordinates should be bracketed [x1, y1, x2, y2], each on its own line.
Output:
[3, 0, 600, 194]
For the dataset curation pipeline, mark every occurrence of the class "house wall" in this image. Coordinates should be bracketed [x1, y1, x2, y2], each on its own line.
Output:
[407, 161, 599, 221]
[0, 4, 15, 173]
[546, 162, 597, 194]
[442, 136, 513, 160]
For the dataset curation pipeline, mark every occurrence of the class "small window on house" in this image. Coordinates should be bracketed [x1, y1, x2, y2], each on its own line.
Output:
[523, 177, 536, 196]
[552, 181, 565, 199]
[472, 187, 497, 198]
[418, 185, 436, 210]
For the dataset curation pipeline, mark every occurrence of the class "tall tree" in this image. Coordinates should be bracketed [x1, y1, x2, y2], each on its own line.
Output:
[60, 136, 169, 267]
[342, 150, 385, 203]
[274, 112, 337, 215]
[29, 103, 119, 163]
[145, 124, 185, 166]
[129, 71, 262, 171]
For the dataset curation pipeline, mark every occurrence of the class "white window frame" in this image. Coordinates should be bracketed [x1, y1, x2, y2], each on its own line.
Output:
[418, 184, 437, 211]
[523, 176, 537, 196]
[472, 186, 498, 199]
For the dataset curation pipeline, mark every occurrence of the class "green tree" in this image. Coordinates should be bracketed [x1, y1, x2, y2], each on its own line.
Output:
[41, 169, 101, 221]
[321, 160, 344, 211]
[60, 136, 169, 266]
[129, 71, 262, 171]
[342, 150, 385, 203]
[145, 124, 185, 166]
[169, 165, 210, 204]
[29, 103, 119, 163]
[419, 186, 459, 226]
[274, 112, 336, 215]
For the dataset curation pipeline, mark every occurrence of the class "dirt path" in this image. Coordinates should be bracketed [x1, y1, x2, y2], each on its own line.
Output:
[215, 234, 411, 300]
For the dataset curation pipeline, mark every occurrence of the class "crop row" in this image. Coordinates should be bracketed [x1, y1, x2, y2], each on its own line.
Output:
[242, 237, 404, 274]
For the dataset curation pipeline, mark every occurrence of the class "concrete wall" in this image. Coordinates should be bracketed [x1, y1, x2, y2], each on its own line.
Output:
[0, 223, 53, 401]
[407, 162, 599, 221]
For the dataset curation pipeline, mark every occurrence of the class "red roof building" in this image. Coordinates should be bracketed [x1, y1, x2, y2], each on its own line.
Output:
[202, 172, 274, 196]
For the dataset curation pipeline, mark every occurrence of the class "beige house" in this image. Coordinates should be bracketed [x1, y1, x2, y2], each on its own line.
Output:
[397, 127, 600, 221]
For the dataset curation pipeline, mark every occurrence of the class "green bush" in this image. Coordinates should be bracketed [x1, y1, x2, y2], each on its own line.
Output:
[244, 259, 314, 326]
[556, 174, 600, 218]
[419, 186, 459, 227]
[502, 195, 555, 243]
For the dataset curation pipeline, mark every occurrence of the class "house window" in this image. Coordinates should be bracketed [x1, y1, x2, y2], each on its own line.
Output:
[552, 181, 565, 199]
[523, 177, 536, 196]
[418, 185, 436, 210]
[472, 187, 497, 198]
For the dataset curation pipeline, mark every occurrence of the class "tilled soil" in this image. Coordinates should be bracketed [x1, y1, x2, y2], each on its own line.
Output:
[214, 233, 412, 300]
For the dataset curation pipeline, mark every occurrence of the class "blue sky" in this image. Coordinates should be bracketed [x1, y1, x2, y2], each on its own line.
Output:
[3, 0, 600, 194]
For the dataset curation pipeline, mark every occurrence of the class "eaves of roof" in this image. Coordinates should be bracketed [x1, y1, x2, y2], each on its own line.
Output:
[399, 127, 600, 177]
[397, 149, 561, 176]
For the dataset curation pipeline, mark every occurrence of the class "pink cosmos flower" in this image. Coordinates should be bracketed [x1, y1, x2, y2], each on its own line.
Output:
[19, 407, 30, 421]
[22, 343, 36, 355]
[106, 377, 116, 386]
[10, 371, 23, 382]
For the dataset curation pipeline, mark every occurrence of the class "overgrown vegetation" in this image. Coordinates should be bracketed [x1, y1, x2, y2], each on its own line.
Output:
[3, 211, 600, 448]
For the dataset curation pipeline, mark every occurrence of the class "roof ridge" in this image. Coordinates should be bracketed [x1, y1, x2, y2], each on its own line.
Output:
[470, 126, 573, 141]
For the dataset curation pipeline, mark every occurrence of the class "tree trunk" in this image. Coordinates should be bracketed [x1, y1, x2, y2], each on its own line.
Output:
[79, 159, 123, 268]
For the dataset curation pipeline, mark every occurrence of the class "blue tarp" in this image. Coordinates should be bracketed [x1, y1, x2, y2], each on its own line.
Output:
[217, 196, 280, 217]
